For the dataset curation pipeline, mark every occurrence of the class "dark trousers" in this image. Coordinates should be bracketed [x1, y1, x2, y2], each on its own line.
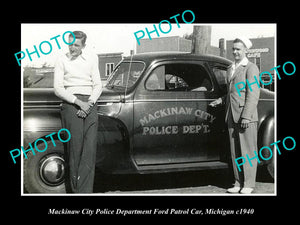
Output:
[61, 95, 98, 193]
[227, 113, 258, 188]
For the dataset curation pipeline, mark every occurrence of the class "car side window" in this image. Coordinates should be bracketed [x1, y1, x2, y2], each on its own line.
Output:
[145, 66, 166, 90]
[145, 63, 212, 92]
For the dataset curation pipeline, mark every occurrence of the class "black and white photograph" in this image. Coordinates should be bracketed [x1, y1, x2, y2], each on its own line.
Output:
[20, 23, 276, 195]
[4, 5, 298, 220]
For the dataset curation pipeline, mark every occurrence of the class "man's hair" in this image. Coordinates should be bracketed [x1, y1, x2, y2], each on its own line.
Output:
[69, 31, 87, 45]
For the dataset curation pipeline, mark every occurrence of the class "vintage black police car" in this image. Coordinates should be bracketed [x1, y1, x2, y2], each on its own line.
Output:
[23, 52, 274, 193]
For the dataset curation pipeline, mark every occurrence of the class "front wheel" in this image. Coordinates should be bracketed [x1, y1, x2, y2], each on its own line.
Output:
[23, 142, 66, 193]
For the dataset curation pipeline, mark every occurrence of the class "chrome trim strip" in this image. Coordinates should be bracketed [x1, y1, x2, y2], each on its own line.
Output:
[134, 98, 274, 102]
[23, 127, 59, 132]
[134, 99, 214, 102]
[23, 98, 273, 106]
[24, 105, 61, 109]
[24, 100, 121, 104]
[24, 101, 62, 104]
[259, 99, 275, 101]
[98, 102, 114, 106]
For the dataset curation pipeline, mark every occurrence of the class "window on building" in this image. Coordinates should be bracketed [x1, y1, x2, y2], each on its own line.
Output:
[248, 57, 261, 71]
[145, 63, 212, 92]
[105, 63, 114, 76]
[254, 57, 261, 71]
[248, 57, 274, 91]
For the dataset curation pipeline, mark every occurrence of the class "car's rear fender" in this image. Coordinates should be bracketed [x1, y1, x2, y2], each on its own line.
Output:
[257, 115, 274, 165]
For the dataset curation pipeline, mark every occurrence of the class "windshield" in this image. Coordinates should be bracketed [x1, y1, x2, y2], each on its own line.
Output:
[106, 62, 145, 89]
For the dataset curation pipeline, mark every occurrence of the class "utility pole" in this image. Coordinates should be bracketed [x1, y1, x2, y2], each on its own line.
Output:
[191, 25, 211, 54]
[219, 38, 226, 57]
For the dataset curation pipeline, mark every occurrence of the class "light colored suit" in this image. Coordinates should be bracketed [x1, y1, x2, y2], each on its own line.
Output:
[225, 60, 260, 123]
[225, 58, 260, 188]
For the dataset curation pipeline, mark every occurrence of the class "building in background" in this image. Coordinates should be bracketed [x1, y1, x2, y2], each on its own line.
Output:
[97, 52, 123, 80]
[136, 36, 221, 56]
[137, 36, 191, 53]
[226, 37, 275, 91]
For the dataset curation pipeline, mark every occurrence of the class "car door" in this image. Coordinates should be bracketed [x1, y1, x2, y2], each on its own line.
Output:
[132, 60, 225, 166]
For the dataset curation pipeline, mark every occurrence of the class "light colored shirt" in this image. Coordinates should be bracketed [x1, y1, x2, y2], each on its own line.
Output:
[54, 50, 102, 104]
[231, 57, 249, 77]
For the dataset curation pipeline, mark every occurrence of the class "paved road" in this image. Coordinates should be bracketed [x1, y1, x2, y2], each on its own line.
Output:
[104, 182, 274, 194]
[94, 168, 274, 194]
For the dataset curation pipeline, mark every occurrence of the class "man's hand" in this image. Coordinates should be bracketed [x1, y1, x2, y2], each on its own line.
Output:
[75, 99, 91, 113]
[87, 100, 94, 108]
[74, 99, 94, 118]
[209, 98, 222, 107]
[240, 118, 250, 129]
[77, 109, 87, 118]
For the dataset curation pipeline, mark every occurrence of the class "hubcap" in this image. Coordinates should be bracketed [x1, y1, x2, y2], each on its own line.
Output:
[39, 155, 65, 186]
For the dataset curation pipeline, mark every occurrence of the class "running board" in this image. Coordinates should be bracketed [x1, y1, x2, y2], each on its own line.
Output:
[137, 161, 228, 174]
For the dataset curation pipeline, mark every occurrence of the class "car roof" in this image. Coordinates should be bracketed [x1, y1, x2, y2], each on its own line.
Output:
[123, 51, 232, 66]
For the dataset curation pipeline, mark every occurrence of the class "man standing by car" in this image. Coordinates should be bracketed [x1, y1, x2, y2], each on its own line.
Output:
[54, 31, 102, 193]
[210, 36, 260, 194]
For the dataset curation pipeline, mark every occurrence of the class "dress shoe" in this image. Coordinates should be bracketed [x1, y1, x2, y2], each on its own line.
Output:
[240, 187, 254, 194]
[227, 186, 241, 193]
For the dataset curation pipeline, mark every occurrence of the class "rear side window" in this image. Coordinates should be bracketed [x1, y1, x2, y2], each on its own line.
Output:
[145, 63, 212, 92]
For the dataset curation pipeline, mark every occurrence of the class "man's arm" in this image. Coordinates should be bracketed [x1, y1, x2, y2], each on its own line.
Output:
[53, 57, 77, 104]
[240, 63, 260, 128]
[88, 55, 103, 104]
[54, 56, 91, 117]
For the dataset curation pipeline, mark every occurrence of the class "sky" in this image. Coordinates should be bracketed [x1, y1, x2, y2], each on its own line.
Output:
[21, 23, 276, 67]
